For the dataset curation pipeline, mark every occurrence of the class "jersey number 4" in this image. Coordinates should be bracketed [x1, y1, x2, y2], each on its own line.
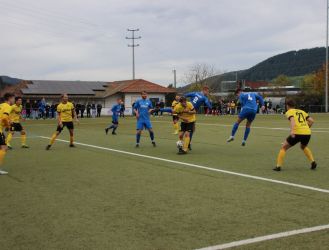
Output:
[248, 94, 253, 101]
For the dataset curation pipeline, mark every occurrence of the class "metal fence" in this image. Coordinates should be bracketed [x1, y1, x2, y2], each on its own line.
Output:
[307, 105, 329, 113]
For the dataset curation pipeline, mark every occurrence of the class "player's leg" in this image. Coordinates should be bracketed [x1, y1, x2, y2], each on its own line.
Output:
[173, 116, 179, 135]
[5, 130, 14, 149]
[111, 121, 118, 135]
[136, 120, 143, 147]
[241, 112, 256, 146]
[0, 134, 8, 175]
[274, 137, 294, 171]
[46, 125, 63, 150]
[68, 123, 75, 147]
[188, 123, 196, 150]
[300, 136, 317, 170]
[227, 116, 243, 142]
[105, 121, 116, 134]
[147, 122, 156, 147]
[20, 124, 28, 148]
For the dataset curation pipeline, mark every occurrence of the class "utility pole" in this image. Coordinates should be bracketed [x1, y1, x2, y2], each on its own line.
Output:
[324, 0, 329, 113]
[173, 69, 177, 88]
[126, 29, 141, 80]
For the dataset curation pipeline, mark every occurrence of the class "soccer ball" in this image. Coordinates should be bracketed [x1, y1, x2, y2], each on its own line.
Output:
[176, 140, 183, 149]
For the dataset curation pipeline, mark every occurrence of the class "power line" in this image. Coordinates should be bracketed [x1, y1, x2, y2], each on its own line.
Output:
[126, 29, 141, 80]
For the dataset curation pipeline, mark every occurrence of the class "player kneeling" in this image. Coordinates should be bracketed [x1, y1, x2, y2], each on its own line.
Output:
[274, 99, 317, 171]
[174, 96, 196, 155]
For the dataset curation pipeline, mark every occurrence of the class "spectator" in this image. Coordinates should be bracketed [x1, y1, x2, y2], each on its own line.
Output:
[50, 104, 56, 119]
[32, 100, 39, 119]
[38, 98, 46, 119]
[230, 101, 236, 115]
[25, 99, 31, 119]
[45, 103, 50, 119]
[159, 99, 165, 116]
[91, 103, 96, 118]
[120, 102, 125, 117]
[75, 103, 81, 118]
[81, 104, 86, 118]
[97, 103, 102, 117]
[86, 103, 91, 118]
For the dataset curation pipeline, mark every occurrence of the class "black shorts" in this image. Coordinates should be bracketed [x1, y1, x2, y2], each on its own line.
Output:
[287, 134, 311, 146]
[112, 120, 119, 125]
[11, 123, 23, 132]
[180, 122, 195, 133]
[0, 133, 6, 146]
[173, 115, 179, 122]
[57, 122, 74, 132]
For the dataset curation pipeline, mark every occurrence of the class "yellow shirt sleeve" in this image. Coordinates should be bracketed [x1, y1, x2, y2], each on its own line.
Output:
[285, 109, 294, 120]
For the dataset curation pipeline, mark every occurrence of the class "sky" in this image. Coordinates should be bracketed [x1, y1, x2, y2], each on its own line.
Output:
[0, 0, 326, 86]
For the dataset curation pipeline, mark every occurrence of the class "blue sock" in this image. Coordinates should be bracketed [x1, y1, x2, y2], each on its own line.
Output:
[136, 133, 141, 143]
[231, 123, 239, 137]
[244, 127, 251, 141]
[149, 131, 154, 141]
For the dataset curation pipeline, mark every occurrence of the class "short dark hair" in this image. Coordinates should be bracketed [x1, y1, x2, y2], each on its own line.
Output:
[15, 96, 22, 102]
[235, 88, 242, 95]
[141, 91, 147, 95]
[286, 98, 296, 108]
[203, 86, 209, 91]
[179, 96, 187, 102]
[3, 93, 15, 101]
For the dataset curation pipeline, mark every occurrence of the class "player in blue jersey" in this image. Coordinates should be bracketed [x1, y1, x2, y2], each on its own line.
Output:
[105, 98, 122, 135]
[184, 86, 212, 149]
[227, 88, 265, 146]
[133, 91, 156, 148]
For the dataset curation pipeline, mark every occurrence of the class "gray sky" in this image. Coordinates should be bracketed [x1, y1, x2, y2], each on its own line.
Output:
[0, 0, 326, 86]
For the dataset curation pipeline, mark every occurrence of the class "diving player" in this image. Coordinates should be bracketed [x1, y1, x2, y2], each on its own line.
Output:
[6, 97, 29, 149]
[46, 93, 79, 150]
[105, 98, 122, 135]
[227, 88, 265, 146]
[274, 99, 317, 171]
[0, 93, 15, 175]
[133, 91, 156, 148]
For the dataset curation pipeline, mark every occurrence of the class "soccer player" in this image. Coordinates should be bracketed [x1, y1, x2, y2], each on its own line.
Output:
[105, 98, 122, 135]
[6, 97, 29, 149]
[0, 93, 15, 175]
[173, 96, 196, 155]
[46, 94, 79, 150]
[171, 95, 180, 134]
[274, 99, 317, 171]
[184, 86, 212, 149]
[133, 91, 156, 148]
[227, 89, 265, 146]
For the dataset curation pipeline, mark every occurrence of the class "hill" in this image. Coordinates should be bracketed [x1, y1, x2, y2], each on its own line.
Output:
[0, 75, 22, 90]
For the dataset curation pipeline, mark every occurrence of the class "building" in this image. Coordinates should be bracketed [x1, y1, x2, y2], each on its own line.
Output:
[0, 79, 176, 115]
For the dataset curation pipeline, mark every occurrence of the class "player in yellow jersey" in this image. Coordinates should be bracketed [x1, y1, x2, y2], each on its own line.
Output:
[173, 96, 196, 155]
[46, 93, 79, 150]
[0, 93, 15, 175]
[171, 95, 180, 134]
[274, 99, 317, 171]
[6, 97, 29, 149]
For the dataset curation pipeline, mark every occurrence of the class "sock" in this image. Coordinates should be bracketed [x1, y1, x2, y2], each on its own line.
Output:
[21, 133, 27, 146]
[6, 133, 13, 146]
[136, 133, 141, 144]
[189, 131, 193, 142]
[303, 147, 315, 162]
[276, 149, 286, 167]
[0, 150, 6, 166]
[108, 125, 114, 129]
[112, 126, 118, 133]
[183, 136, 191, 152]
[70, 135, 74, 145]
[243, 127, 251, 141]
[149, 131, 154, 141]
[50, 133, 57, 145]
[231, 123, 239, 137]
[174, 123, 179, 132]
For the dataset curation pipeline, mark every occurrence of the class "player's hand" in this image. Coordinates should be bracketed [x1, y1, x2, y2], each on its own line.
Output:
[136, 113, 139, 119]
[183, 119, 189, 123]
[290, 132, 295, 138]
[58, 122, 63, 128]
[261, 106, 266, 111]
[75, 119, 80, 125]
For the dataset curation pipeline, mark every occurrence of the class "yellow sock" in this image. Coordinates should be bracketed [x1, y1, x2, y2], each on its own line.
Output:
[174, 123, 179, 132]
[183, 136, 190, 152]
[6, 133, 13, 146]
[303, 147, 314, 162]
[0, 149, 6, 166]
[70, 136, 74, 145]
[276, 149, 286, 167]
[50, 133, 57, 145]
[21, 134, 27, 146]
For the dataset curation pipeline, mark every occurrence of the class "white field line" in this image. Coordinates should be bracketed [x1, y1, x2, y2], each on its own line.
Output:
[196, 224, 329, 250]
[39, 136, 329, 194]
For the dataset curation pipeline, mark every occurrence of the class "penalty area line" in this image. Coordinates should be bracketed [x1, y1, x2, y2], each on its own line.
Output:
[196, 224, 329, 250]
[39, 136, 329, 194]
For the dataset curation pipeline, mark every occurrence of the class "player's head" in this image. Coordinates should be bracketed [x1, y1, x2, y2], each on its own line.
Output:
[117, 98, 122, 104]
[61, 93, 69, 103]
[179, 96, 187, 107]
[175, 95, 180, 101]
[285, 98, 296, 110]
[141, 91, 148, 99]
[202, 86, 209, 96]
[3, 93, 15, 105]
[235, 88, 242, 97]
[15, 96, 23, 105]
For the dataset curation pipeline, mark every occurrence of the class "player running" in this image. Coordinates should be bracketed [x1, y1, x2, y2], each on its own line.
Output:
[6, 97, 29, 149]
[171, 95, 180, 134]
[0, 93, 15, 175]
[134, 91, 156, 148]
[174, 96, 196, 155]
[227, 89, 265, 146]
[46, 94, 79, 150]
[105, 98, 122, 135]
[274, 99, 317, 171]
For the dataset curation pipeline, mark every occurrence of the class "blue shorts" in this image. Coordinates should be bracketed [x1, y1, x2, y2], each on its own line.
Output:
[239, 108, 256, 122]
[137, 119, 152, 130]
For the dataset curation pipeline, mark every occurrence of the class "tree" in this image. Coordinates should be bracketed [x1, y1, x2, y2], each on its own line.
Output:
[183, 63, 218, 91]
[272, 74, 291, 86]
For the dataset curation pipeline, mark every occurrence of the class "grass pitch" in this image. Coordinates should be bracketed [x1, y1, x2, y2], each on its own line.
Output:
[1, 114, 329, 249]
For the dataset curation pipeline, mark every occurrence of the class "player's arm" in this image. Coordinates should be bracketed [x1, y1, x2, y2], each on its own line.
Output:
[1, 113, 11, 129]
[72, 107, 79, 123]
[306, 116, 314, 128]
[133, 102, 139, 119]
[256, 93, 265, 110]
[204, 97, 212, 109]
[184, 92, 194, 98]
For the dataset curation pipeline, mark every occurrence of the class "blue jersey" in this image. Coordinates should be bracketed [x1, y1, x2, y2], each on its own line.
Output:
[133, 99, 153, 121]
[111, 104, 121, 119]
[185, 92, 212, 110]
[239, 92, 264, 112]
